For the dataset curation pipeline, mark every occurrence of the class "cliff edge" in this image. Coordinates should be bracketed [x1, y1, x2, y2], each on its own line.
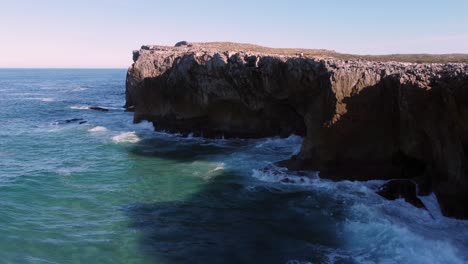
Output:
[126, 42, 468, 219]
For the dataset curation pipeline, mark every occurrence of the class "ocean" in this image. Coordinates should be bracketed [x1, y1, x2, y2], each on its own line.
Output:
[0, 69, 467, 264]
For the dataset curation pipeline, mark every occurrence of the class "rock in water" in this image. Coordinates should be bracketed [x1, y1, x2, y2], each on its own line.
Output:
[125, 42, 468, 219]
[377, 180, 426, 209]
[89, 106, 109, 111]
[54, 118, 86, 125]
[66, 118, 82, 123]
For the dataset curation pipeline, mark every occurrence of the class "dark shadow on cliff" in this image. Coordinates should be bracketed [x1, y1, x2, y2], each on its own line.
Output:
[124, 170, 347, 264]
[282, 72, 468, 218]
[328, 75, 467, 218]
[283, 75, 436, 180]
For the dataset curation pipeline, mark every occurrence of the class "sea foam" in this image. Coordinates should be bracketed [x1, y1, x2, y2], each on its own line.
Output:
[250, 160, 467, 263]
[112, 132, 140, 143]
[70, 105, 120, 110]
[71, 86, 89, 91]
[340, 201, 465, 264]
[88, 126, 108, 132]
[251, 166, 320, 186]
[26, 97, 56, 102]
[70, 105, 90, 110]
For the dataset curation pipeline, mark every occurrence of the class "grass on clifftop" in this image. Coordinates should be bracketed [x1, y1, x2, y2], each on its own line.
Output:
[186, 42, 468, 63]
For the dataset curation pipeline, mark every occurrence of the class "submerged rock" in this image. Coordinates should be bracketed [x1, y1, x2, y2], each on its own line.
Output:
[66, 118, 83, 123]
[125, 42, 468, 218]
[54, 118, 87, 125]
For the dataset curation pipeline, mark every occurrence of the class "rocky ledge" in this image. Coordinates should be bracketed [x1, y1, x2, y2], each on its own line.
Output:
[126, 42, 468, 219]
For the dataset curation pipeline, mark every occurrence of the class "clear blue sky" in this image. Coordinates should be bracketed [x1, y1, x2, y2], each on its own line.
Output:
[1, 0, 467, 68]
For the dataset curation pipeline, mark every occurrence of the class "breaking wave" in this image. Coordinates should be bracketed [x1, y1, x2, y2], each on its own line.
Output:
[250, 160, 468, 264]
[112, 132, 140, 143]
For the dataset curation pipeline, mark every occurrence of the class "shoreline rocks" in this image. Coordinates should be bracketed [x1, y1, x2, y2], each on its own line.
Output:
[377, 179, 426, 209]
[125, 42, 468, 219]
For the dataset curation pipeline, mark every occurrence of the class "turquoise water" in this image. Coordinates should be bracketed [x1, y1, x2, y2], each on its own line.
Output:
[0, 69, 467, 264]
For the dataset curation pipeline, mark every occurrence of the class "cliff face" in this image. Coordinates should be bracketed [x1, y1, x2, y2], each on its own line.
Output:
[126, 43, 468, 218]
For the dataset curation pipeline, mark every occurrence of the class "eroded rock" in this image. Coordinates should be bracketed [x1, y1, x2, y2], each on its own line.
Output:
[377, 180, 426, 209]
[125, 43, 468, 218]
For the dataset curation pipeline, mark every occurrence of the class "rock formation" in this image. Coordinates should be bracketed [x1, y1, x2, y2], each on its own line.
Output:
[377, 179, 426, 209]
[126, 42, 468, 219]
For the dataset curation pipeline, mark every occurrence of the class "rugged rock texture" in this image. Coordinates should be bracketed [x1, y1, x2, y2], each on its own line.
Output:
[126, 43, 468, 219]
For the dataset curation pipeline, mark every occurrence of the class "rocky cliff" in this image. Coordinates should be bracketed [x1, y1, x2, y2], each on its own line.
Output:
[126, 42, 468, 219]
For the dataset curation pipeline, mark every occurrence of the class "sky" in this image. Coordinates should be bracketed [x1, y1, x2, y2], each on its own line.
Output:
[0, 0, 467, 68]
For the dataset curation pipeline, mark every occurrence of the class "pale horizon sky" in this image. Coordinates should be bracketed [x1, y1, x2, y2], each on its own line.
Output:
[1, 0, 467, 68]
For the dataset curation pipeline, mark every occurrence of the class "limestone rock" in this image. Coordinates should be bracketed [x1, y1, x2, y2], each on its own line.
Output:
[125, 43, 468, 219]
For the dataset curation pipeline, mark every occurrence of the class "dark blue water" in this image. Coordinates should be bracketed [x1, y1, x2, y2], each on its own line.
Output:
[0, 69, 467, 264]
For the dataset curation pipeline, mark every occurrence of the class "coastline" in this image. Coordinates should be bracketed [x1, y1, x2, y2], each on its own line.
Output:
[126, 42, 468, 219]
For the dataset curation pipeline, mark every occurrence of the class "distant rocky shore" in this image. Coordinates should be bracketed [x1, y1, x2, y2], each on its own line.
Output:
[125, 42, 468, 219]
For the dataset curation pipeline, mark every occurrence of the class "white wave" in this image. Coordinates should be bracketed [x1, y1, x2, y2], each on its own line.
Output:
[55, 166, 87, 176]
[341, 201, 465, 264]
[10, 92, 38, 96]
[69, 105, 121, 110]
[70, 105, 90, 110]
[209, 162, 225, 173]
[251, 166, 319, 186]
[112, 132, 140, 143]
[55, 168, 73, 176]
[249, 161, 467, 263]
[25, 97, 56, 102]
[71, 86, 89, 91]
[185, 161, 226, 180]
[88, 126, 108, 132]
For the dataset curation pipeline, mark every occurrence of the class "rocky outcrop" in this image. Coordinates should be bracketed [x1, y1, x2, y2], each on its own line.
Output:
[125, 43, 468, 219]
[89, 106, 109, 111]
[377, 179, 426, 209]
